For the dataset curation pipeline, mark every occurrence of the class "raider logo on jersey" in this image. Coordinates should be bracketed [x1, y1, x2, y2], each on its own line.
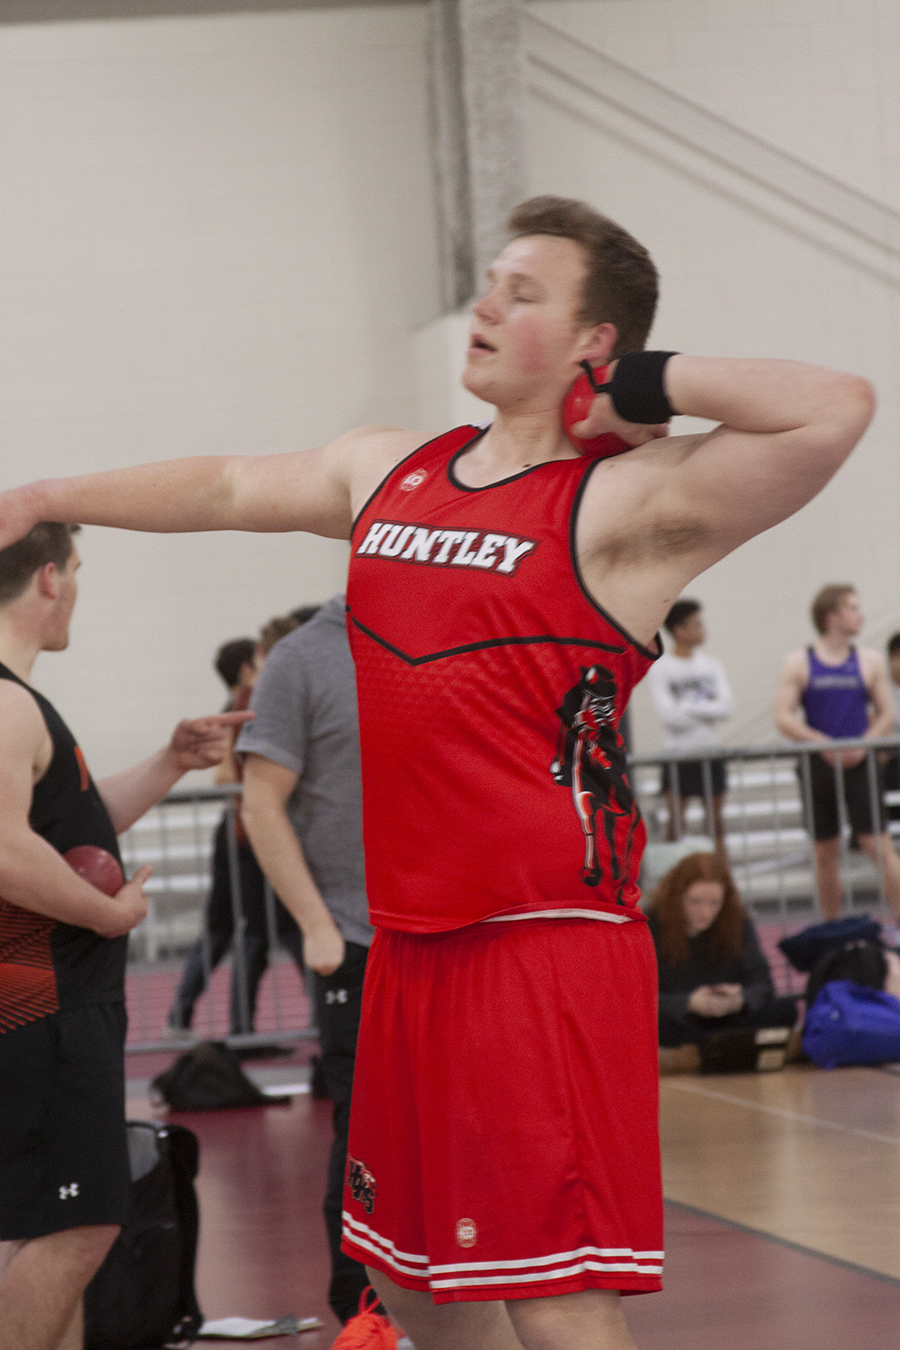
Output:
[347, 1155, 378, 1213]
[551, 664, 640, 897]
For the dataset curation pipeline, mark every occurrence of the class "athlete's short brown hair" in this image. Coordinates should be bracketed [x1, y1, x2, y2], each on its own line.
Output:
[506, 196, 658, 357]
[0, 523, 80, 605]
[811, 584, 856, 635]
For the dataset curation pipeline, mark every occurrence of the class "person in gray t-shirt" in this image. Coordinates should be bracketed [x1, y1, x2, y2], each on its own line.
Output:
[237, 593, 374, 1325]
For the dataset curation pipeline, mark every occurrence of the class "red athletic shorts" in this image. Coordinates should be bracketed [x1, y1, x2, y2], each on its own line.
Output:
[342, 917, 663, 1303]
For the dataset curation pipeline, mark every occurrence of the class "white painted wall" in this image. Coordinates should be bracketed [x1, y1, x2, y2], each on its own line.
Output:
[0, 4, 440, 774]
[526, 0, 900, 750]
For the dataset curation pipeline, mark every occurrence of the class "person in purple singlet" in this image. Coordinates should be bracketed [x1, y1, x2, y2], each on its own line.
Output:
[775, 584, 900, 921]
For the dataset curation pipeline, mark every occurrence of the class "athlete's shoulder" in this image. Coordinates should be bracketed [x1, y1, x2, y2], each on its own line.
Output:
[0, 677, 52, 766]
[780, 648, 811, 681]
[857, 645, 887, 679]
[336, 424, 428, 513]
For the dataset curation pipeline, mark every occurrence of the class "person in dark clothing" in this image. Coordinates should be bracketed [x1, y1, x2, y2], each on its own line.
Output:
[0, 523, 248, 1350]
[646, 851, 798, 1047]
[168, 628, 308, 1036]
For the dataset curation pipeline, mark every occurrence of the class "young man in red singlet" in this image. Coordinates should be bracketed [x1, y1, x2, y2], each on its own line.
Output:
[774, 584, 900, 921]
[0, 198, 875, 1350]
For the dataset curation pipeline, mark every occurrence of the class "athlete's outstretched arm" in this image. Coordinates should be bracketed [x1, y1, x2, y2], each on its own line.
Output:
[0, 425, 420, 549]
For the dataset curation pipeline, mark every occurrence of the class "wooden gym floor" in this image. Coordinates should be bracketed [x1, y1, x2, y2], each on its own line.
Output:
[126, 1051, 900, 1349]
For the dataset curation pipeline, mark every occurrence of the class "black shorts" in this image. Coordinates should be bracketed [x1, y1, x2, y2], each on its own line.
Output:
[0, 1003, 129, 1241]
[800, 753, 884, 842]
[664, 757, 727, 799]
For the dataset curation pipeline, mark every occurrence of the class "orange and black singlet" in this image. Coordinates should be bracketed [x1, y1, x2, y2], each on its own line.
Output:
[0, 662, 126, 1032]
[346, 426, 659, 933]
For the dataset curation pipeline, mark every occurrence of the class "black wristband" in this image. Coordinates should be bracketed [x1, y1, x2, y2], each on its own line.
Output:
[589, 350, 678, 424]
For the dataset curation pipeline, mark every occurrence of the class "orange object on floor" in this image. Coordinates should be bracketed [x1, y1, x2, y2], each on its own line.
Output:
[330, 1287, 399, 1349]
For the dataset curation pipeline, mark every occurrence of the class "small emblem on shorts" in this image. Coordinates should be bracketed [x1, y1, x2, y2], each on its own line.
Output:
[347, 1156, 377, 1214]
[325, 988, 348, 1004]
[59, 1183, 79, 1200]
[456, 1218, 477, 1248]
[399, 470, 427, 491]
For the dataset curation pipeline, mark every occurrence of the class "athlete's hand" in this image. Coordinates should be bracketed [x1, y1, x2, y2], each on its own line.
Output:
[303, 920, 345, 976]
[0, 485, 42, 551]
[570, 405, 669, 449]
[569, 362, 670, 449]
[168, 712, 255, 772]
[94, 864, 152, 938]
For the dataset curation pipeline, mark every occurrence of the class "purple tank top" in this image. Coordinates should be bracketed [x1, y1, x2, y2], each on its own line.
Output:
[801, 647, 868, 738]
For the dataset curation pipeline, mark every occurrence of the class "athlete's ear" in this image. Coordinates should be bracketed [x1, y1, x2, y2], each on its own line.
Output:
[36, 562, 61, 600]
[578, 322, 618, 366]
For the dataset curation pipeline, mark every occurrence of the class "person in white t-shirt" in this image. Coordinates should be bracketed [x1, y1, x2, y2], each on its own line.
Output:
[650, 598, 733, 846]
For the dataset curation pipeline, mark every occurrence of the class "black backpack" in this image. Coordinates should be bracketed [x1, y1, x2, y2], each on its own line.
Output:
[149, 1040, 290, 1111]
[84, 1121, 203, 1350]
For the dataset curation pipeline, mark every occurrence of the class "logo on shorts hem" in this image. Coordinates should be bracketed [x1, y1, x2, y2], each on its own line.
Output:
[347, 1156, 378, 1214]
[456, 1218, 477, 1248]
[59, 1183, 79, 1200]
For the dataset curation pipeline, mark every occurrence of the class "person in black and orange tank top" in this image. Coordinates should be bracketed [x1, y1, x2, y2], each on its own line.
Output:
[0, 524, 253, 1350]
[0, 197, 876, 1350]
[775, 583, 900, 921]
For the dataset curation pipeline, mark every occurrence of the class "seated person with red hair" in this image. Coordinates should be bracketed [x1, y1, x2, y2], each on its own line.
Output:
[646, 852, 798, 1050]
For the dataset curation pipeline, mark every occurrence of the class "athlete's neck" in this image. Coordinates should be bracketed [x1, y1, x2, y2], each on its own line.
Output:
[455, 411, 577, 488]
[0, 615, 42, 683]
[815, 633, 853, 665]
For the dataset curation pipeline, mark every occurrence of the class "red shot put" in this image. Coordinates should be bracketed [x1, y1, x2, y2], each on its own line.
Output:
[63, 844, 124, 897]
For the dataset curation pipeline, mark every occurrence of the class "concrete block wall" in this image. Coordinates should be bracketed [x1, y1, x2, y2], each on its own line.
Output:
[0, 3, 440, 774]
[527, 0, 900, 749]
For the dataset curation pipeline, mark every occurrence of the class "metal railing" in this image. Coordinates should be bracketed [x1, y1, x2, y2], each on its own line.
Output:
[120, 785, 314, 1053]
[632, 734, 900, 918]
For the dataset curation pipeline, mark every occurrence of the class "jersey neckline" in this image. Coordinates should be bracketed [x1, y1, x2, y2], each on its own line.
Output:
[448, 432, 583, 493]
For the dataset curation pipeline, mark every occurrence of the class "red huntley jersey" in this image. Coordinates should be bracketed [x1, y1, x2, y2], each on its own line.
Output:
[346, 426, 660, 933]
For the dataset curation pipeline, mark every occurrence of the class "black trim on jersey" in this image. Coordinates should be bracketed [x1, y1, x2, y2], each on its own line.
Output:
[448, 438, 568, 493]
[347, 611, 624, 666]
[568, 459, 662, 664]
[349, 426, 485, 539]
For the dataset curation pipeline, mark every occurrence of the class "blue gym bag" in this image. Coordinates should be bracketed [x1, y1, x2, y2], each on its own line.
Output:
[803, 980, 900, 1068]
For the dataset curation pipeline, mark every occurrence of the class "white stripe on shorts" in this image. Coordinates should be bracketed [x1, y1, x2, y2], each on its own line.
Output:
[342, 1212, 664, 1289]
[483, 908, 637, 924]
[342, 1212, 430, 1278]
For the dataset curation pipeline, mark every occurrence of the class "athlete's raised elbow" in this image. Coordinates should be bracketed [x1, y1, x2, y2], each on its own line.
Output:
[835, 372, 876, 442]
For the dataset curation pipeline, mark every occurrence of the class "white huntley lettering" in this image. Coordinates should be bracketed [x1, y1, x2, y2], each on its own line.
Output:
[355, 521, 537, 576]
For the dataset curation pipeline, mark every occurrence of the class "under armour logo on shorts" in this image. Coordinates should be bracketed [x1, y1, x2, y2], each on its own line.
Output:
[325, 989, 348, 1004]
[59, 1183, 80, 1200]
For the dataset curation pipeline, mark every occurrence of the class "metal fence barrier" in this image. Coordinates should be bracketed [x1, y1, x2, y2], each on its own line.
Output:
[120, 785, 314, 1053]
[632, 734, 900, 925]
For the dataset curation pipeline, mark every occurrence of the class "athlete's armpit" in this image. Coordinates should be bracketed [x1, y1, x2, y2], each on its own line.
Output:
[583, 512, 717, 570]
